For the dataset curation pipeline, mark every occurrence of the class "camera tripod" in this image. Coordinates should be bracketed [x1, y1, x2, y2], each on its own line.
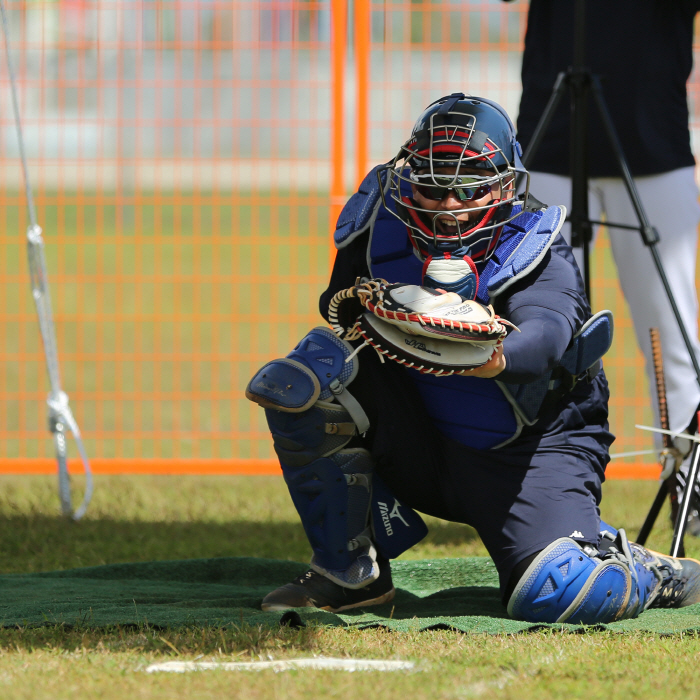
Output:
[519, 0, 700, 556]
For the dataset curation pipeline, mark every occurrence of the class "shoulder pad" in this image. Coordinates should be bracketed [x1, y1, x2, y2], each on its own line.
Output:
[334, 165, 386, 249]
[483, 204, 566, 300]
[498, 308, 614, 426]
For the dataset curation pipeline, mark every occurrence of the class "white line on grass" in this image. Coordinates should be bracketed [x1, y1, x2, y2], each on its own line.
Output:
[145, 658, 415, 673]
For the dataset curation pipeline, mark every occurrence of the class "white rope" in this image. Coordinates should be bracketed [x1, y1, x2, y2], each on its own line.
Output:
[608, 449, 657, 459]
[344, 340, 369, 364]
[0, 0, 92, 520]
[635, 424, 700, 444]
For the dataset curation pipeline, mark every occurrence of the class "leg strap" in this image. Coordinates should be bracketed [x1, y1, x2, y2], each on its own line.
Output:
[266, 401, 358, 468]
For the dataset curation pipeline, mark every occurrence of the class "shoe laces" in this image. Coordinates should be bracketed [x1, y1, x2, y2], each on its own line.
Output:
[292, 570, 319, 587]
[654, 562, 686, 606]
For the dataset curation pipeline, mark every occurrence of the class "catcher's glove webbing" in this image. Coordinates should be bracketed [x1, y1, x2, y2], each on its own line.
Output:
[328, 279, 516, 376]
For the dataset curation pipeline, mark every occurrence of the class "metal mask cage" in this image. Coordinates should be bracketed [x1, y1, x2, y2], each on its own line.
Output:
[380, 107, 531, 260]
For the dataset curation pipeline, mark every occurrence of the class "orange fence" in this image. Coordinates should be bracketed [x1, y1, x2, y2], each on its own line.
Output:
[0, 0, 698, 479]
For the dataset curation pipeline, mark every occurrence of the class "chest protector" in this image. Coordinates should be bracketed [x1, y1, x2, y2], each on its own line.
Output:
[334, 166, 612, 450]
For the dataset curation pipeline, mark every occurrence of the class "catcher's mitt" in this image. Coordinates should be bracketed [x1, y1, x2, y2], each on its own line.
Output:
[328, 278, 517, 376]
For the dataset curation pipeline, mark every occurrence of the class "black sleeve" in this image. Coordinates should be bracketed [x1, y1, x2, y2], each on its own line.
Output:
[496, 238, 590, 384]
[318, 234, 371, 322]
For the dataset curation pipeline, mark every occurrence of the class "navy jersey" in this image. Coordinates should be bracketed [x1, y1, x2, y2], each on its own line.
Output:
[319, 227, 613, 470]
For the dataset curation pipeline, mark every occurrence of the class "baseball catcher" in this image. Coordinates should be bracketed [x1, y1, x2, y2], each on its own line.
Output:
[246, 93, 700, 622]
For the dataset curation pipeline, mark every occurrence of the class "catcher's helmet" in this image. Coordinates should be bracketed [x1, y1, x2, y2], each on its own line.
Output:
[383, 93, 529, 261]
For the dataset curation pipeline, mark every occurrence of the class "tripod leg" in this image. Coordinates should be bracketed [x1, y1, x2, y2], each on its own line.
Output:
[636, 481, 669, 546]
[589, 79, 656, 244]
[636, 465, 684, 550]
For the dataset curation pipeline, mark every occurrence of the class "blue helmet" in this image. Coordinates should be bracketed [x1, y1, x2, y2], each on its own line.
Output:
[385, 93, 529, 261]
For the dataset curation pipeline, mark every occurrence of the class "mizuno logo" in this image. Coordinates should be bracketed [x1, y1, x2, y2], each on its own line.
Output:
[404, 338, 440, 356]
[389, 499, 410, 527]
[378, 499, 410, 537]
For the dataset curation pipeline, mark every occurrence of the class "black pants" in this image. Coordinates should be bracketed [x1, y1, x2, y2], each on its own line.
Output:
[350, 347, 611, 594]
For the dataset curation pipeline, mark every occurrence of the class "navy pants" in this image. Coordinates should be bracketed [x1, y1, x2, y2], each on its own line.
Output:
[350, 347, 613, 593]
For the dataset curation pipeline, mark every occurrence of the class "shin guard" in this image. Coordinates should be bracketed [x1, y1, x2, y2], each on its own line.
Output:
[247, 326, 427, 587]
[247, 327, 377, 587]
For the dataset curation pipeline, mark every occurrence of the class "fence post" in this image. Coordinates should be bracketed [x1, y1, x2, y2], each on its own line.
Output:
[330, 0, 347, 256]
[354, 0, 369, 188]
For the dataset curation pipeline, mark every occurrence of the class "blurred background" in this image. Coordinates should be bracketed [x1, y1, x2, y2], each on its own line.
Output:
[0, 0, 697, 473]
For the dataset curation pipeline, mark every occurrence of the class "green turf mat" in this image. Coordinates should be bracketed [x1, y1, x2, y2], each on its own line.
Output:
[2, 557, 699, 634]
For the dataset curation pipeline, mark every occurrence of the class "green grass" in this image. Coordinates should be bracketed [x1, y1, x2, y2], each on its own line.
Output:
[0, 474, 696, 699]
[1, 627, 700, 700]
[0, 475, 688, 573]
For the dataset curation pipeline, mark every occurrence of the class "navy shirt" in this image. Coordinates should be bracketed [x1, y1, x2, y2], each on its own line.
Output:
[319, 225, 611, 458]
[512, 0, 699, 177]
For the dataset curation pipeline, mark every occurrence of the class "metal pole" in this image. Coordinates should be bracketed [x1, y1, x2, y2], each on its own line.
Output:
[330, 0, 347, 242]
[0, 0, 92, 520]
[670, 439, 700, 557]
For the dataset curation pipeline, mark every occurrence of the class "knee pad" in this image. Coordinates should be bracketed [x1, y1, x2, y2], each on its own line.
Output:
[507, 530, 662, 624]
[507, 538, 632, 624]
[246, 326, 369, 433]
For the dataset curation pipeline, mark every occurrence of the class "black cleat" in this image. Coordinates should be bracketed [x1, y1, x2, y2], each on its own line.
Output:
[644, 550, 700, 608]
[262, 562, 395, 613]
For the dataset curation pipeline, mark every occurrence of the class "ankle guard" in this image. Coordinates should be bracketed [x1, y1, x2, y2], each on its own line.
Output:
[507, 529, 661, 624]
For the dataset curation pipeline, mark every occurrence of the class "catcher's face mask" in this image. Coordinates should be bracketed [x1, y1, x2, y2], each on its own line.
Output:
[384, 93, 530, 261]
[409, 168, 510, 241]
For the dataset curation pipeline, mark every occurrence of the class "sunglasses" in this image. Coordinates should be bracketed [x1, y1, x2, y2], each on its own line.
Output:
[410, 173, 497, 202]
